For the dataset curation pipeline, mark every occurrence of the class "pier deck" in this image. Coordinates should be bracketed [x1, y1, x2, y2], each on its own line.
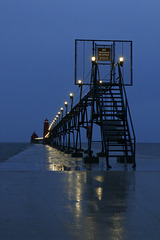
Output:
[0, 144, 160, 240]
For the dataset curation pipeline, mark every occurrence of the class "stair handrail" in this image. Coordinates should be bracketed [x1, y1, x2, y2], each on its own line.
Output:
[118, 64, 136, 163]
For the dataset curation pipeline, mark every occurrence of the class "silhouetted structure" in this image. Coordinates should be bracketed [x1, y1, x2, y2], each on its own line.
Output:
[43, 40, 136, 169]
[43, 119, 49, 144]
[30, 131, 38, 143]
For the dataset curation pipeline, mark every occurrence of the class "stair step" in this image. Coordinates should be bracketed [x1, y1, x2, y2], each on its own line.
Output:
[107, 154, 133, 157]
[101, 101, 123, 103]
[103, 127, 126, 134]
[104, 135, 129, 139]
[103, 122, 125, 126]
[101, 103, 124, 106]
[99, 90, 121, 92]
[101, 106, 124, 108]
[101, 107, 124, 109]
[100, 104, 124, 107]
[108, 93, 122, 95]
[101, 96, 122, 99]
[104, 135, 130, 139]
[106, 150, 132, 152]
[100, 94, 121, 96]
[104, 139, 131, 143]
[103, 126, 126, 130]
[101, 114, 125, 117]
[103, 120, 123, 125]
[104, 134, 128, 138]
[101, 110, 124, 112]
[107, 143, 132, 146]
[103, 119, 123, 122]
[104, 137, 127, 142]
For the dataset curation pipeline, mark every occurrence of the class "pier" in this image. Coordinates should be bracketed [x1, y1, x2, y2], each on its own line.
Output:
[1, 144, 160, 240]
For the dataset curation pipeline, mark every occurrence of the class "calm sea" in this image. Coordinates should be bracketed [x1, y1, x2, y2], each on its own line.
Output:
[0, 143, 30, 162]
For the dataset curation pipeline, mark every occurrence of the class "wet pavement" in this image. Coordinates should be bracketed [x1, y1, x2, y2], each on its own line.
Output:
[0, 144, 160, 240]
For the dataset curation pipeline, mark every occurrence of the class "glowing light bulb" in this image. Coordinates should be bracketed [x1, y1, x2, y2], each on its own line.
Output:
[119, 57, 124, 62]
[78, 79, 82, 85]
[119, 57, 124, 67]
[91, 56, 96, 62]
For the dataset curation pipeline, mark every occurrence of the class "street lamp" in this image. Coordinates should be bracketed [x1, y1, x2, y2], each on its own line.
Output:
[119, 57, 124, 67]
[58, 112, 61, 123]
[64, 101, 68, 115]
[61, 107, 63, 118]
[78, 80, 82, 100]
[70, 93, 73, 110]
[78, 79, 82, 85]
[56, 115, 58, 124]
[91, 56, 96, 62]
[70, 93, 73, 98]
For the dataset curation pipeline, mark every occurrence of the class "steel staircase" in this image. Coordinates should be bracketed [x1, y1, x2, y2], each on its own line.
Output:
[98, 84, 136, 168]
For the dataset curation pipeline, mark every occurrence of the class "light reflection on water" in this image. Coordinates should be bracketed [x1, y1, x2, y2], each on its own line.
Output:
[44, 145, 135, 238]
[63, 172, 132, 240]
[44, 144, 132, 172]
[95, 187, 103, 201]
[44, 144, 106, 171]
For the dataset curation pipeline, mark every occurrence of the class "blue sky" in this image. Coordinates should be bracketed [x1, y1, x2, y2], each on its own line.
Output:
[0, 0, 160, 142]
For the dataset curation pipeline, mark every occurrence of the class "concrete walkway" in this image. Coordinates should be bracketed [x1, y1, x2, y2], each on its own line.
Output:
[0, 144, 160, 240]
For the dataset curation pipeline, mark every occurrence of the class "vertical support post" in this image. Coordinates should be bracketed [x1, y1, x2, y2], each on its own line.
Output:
[65, 102, 68, 115]
[131, 41, 133, 86]
[113, 41, 115, 84]
[70, 93, 73, 110]
[61, 108, 63, 119]
[68, 121, 71, 150]
[73, 116, 76, 149]
[73, 130, 75, 149]
[88, 56, 97, 157]
[80, 86, 82, 100]
[75, 40, 77, 85]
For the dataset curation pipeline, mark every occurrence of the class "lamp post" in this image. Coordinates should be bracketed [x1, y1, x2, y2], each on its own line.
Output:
[61, 107, 63, 119]
[78, 80, 82, 100]
[64, 101, 68, 115]
[91, 56, 97, 86]
[52, 120, 55, 129]
[70, 93, 73, 110]
[58, 112, 61, 122]
[119, 57, 124, 67]
[118, 57, 124, 84]
[56, 115, 58, 126]
[91, 56, 96, 62]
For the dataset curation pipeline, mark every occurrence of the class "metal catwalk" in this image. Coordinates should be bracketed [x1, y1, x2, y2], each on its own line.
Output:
[45, 40, 136, 169]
